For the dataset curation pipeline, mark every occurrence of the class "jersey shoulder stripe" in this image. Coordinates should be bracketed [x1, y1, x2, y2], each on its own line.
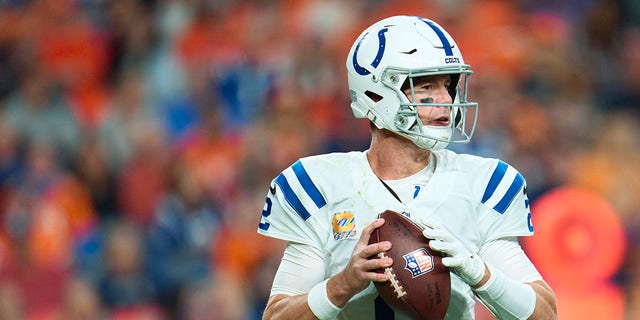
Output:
[481, 160, 525, 214]
[481, 160, 508, 203]
[292, 160, 327, 209]
[275, 173, 311, 220]
[274, 159, 327, 221]
[493, 172, 525, 214]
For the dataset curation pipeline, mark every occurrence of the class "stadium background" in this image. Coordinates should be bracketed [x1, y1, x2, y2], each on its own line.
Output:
[0, 0, 638, 319]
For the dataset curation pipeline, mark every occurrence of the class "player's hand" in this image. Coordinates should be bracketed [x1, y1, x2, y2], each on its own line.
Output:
[327, 219, 393, 307]
[420, 218, 486, 286]
[336, 218, 394, 294]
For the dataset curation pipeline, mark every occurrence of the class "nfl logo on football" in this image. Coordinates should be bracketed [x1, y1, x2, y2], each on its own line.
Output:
[403, 248, 434, 278]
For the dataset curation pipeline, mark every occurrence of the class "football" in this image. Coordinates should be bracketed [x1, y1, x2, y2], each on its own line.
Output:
[369, 210, 450, 320]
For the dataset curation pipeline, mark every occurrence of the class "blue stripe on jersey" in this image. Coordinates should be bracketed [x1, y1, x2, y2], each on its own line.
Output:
[292, 160, 327, 209]
[481, 161, 508, 203]
[493, 172, 525, 214]
[275, 173, 311, 221]
[421, 19, 454, 56]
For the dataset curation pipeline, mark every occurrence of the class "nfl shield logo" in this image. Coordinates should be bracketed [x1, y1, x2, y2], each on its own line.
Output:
[403, 248, 434, 278]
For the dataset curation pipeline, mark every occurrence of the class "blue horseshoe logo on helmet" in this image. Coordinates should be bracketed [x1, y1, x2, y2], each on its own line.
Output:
[352, 28, 388, 76]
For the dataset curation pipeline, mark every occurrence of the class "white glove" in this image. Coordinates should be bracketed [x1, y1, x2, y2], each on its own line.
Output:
[420, 219, 486, 286]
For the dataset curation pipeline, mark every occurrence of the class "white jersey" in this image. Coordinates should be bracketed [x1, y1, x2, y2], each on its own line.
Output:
[257, 149, 534, 319]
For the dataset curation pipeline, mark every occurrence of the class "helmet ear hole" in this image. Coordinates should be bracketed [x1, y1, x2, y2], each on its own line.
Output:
[365, 90, 383, 102]
[395, 114, 417, 131]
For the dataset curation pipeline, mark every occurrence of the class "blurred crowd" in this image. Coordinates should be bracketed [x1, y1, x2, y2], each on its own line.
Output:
[0, 0, 639, 319]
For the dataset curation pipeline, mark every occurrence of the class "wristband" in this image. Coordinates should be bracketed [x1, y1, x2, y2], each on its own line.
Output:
[474, 264, 536, 319]
[307, 279, 343, 320]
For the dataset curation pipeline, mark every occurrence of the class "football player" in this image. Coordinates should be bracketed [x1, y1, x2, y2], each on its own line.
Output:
[257, 15, 557, 319]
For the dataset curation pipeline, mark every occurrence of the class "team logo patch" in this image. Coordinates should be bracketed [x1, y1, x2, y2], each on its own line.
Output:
[403, 248, 434, 278]
[332, 211, 357, 240]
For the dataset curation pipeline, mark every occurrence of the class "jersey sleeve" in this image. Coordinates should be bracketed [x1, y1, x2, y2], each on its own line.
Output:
[477, 160, 535, 242]
[257, 159, 328, 249]
[270, 242, 327, 296]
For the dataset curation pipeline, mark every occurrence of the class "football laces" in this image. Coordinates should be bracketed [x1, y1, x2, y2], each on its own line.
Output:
[378, 252, 407, 298]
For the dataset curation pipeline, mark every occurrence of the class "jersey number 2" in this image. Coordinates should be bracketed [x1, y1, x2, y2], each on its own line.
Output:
[259, 197, 272, 231]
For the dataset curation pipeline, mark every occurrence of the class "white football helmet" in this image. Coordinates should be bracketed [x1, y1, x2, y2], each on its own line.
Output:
[346, 15, 478, 150]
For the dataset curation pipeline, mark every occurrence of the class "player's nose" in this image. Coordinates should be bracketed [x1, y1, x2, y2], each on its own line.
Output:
[432, 85, 452, 104]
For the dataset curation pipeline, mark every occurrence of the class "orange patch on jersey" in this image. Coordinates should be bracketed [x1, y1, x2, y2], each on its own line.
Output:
[332, 211, 357, 240]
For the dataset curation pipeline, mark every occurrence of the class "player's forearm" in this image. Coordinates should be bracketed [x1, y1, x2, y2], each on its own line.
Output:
[527, 280, 558, 320]
[472, 264, 491, 288]
[263, 276, 355, 320]
[474, 265, 557, 320]
[262, 294, 318, 320]
[326, 272, 361, 307]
